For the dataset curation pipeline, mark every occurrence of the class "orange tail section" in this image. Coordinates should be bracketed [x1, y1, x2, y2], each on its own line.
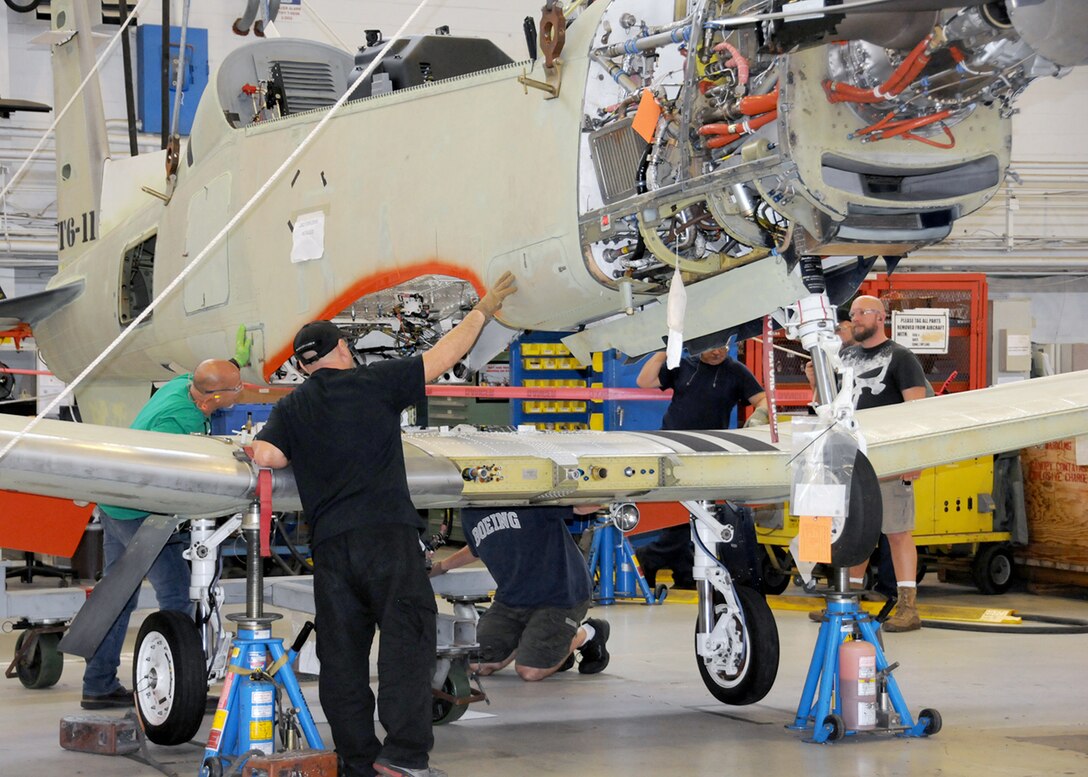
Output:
[0, 490, 94, 557]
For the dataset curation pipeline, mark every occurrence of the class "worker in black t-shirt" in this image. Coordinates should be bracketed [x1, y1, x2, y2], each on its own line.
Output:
[634, 347, 767, 588]
[841, 295, 928, 632]
[251, 271, 516, 777]
[431, 505, 610, 680]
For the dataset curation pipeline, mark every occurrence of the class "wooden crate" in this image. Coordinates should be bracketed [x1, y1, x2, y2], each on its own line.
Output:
[1021, 440, 1088, 587]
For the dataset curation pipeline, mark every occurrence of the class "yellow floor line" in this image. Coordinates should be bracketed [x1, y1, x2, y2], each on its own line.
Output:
[771, 595, 1022, 624]
[596, 576, 1024, 624]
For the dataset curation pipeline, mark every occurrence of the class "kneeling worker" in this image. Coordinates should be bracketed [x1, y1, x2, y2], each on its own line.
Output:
[431, 505, 610, 680]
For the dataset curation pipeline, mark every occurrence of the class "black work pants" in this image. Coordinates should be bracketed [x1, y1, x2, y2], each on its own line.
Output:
[313, 524, 437, 777]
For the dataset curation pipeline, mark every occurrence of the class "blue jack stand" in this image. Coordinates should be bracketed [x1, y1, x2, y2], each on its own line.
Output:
[200, 500, 325, 776]
[587, 518, 666, 605]
[790, 572, 941, 743]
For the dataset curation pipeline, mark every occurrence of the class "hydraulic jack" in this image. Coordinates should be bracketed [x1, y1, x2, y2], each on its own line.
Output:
[587, 505, 666, 605]
[199, 493, 326, 776]
[790, 569, 942, 743]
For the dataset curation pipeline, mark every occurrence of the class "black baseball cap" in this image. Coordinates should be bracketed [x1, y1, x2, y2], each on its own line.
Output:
[836, 308, 851, 323]
[293, 320, 342, 366]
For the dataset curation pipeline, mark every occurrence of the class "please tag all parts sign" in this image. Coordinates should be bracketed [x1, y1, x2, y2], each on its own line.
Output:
[891, 308, 949, 353]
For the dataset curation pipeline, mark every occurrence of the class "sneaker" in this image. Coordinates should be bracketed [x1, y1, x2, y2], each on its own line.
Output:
[577, 618, 610, 675]
[374, 761, 447, 777]
[81, 686, 134, 710]
[556, 652, 576, 672]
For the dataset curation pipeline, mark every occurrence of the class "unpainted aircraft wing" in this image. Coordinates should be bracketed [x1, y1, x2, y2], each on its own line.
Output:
[0, 281, 84, 328]
[0, 372, 1086, 534]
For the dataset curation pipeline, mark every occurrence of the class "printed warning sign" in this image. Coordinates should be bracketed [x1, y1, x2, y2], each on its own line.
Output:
[891, 308, 949, 353]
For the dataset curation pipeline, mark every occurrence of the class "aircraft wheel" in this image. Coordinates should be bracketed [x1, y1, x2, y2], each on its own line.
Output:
[829, 451, 883, 568]
[133, 610, 207, 745]
[433, 662, 470, 725]
[14, 631, 63, 689]
[695, 584, 779, 706]
[971, 544, 1015, 595]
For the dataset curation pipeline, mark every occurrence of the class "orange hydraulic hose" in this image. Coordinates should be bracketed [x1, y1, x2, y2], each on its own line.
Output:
[904, 125, 956, 148]
[738, 86, 779, 116]
[823, 34, 938, 104]
[702, 110, 778, 148]
[868, 109, 952, 140]
[855, 109, 899, 137]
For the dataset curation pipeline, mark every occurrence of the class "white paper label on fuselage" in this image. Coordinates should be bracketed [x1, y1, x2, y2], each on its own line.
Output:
[291, 211, 326, 263]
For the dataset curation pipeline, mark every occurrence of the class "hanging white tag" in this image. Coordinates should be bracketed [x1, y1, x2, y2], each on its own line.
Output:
[665, 267, 687, 369]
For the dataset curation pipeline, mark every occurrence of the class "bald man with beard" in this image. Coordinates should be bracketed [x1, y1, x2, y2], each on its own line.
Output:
[82, 359, 244, 708]
[841, 295, 927, 632]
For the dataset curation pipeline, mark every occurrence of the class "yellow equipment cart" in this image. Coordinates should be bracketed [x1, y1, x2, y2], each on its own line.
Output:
[756, 453, 1023, 595]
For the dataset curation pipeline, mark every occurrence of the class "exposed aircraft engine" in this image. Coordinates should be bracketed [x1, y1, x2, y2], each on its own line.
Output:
[575, 0, 1084, 308]
[268, 278, 479, 381]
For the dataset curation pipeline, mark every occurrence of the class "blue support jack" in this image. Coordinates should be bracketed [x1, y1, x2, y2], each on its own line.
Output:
[587, 518, 666, 605]
[789, 578, 941, 743]
[199, 499, 325, 776]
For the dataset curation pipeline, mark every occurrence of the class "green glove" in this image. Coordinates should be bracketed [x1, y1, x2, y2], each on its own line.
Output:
[233, 324, 253, 367]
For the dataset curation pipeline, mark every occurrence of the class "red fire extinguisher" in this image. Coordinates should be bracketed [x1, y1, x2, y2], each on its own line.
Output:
[839, 638, 877, 731]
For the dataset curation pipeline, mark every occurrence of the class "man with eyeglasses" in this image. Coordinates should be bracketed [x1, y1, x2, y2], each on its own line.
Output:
[81, 358, 244, 709]
[841, 295, 928, 632]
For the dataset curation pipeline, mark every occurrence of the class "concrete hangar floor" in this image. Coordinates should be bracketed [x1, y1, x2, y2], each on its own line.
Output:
[1, 575, 1087, 777]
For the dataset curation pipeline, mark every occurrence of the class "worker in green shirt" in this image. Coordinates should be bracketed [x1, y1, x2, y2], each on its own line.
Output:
[81, 358, 244, 709]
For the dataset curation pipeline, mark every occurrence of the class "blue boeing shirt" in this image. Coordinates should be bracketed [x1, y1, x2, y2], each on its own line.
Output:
[461, 506, 592, 609]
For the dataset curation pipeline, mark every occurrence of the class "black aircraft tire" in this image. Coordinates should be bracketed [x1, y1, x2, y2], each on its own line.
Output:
[695, 585, 779, 706]
[133, 610, 207, 746]
[829, 451, 883, 568]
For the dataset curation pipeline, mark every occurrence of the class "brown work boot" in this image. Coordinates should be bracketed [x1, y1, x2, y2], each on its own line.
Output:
[883, 586, 921, 632]
[808, 608, 825, 623]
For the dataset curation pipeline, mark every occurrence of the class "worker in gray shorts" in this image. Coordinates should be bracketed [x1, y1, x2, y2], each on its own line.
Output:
[840, 296, 929, 632]
[431, 505, 610, 680]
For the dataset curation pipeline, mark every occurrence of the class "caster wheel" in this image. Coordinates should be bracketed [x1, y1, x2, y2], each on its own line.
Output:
[972, 544, 1015, 595]
[919, 707, 942, 736]
[654, 583, 668, 602]
[433, 663, 470, 725]
[760, 547, 791, 595]
[14, 631, 63, 689]
[822, 713, 845, 742]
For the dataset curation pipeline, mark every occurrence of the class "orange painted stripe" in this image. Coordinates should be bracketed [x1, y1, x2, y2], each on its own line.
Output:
[263, 260, 483, 381]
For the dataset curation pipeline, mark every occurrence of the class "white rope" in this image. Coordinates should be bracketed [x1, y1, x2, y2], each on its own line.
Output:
[0, 0, 151, 206]
[301, 0, 353, 53]
[0, 0, 434, 465]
